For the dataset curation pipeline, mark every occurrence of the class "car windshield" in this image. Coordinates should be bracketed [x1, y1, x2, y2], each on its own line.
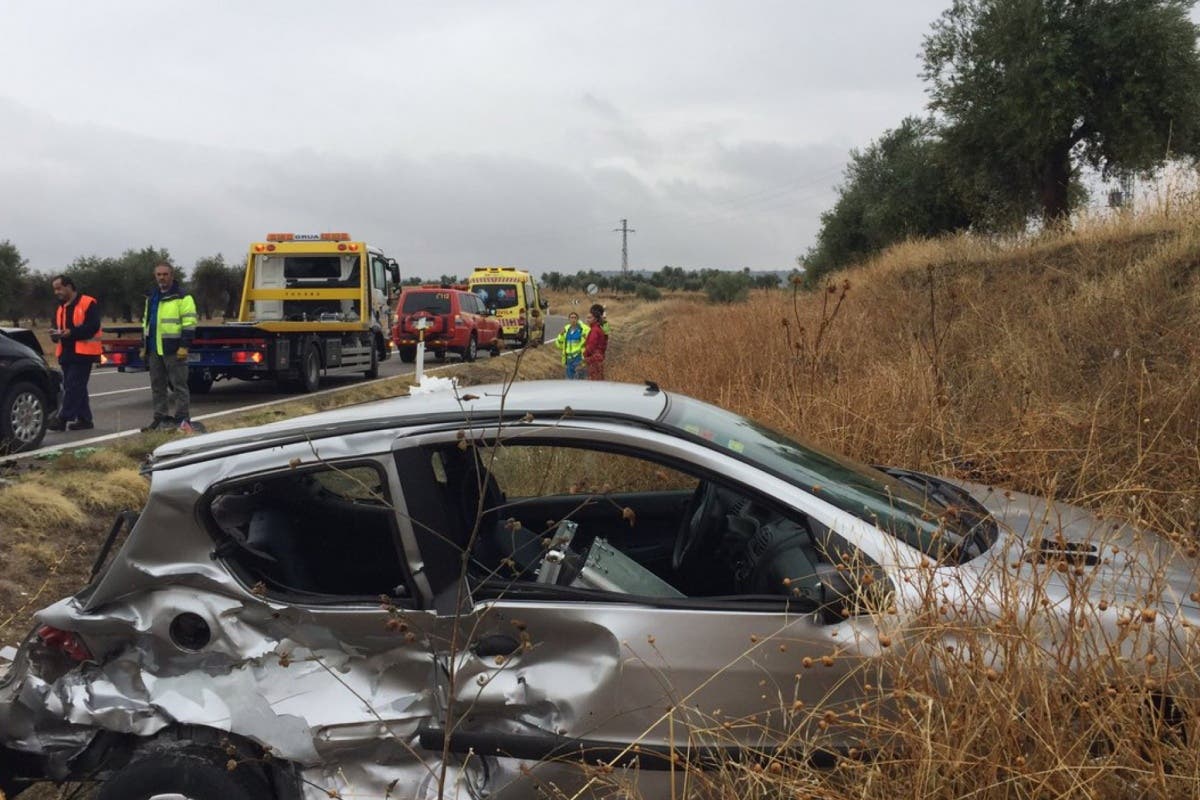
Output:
[472, 284, 520, 310]
[402, 293, 452, 314]
[661, 395, 985, 562]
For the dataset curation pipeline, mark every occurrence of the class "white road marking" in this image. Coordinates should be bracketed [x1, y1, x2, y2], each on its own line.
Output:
[90, 387, 150, 398]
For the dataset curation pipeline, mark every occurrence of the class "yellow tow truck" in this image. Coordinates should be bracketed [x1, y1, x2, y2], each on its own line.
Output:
[102, 232, 400, 393]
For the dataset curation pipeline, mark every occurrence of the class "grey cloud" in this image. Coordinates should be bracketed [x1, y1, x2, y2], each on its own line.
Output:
[0, 95, 834, 276]
[580, 92, 622, 122]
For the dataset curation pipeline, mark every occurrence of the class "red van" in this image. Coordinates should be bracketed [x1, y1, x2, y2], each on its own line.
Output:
[391, 287, 502, 363]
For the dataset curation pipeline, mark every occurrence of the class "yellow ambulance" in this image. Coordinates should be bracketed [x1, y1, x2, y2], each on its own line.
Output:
[467, 266, 547, 345]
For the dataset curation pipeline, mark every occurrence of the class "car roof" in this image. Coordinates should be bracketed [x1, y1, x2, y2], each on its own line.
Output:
[150, 380, 670, 466]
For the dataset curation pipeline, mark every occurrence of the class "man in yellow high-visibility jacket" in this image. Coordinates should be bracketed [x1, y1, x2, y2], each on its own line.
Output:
[140, 262, 198, 432]
[554, 312, 588, 379]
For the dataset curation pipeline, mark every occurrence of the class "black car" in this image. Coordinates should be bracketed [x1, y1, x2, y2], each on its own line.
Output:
[0, 328, 63, 453]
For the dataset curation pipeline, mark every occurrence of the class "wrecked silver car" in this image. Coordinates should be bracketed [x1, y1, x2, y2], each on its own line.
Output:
[2, 380, 1197, 799]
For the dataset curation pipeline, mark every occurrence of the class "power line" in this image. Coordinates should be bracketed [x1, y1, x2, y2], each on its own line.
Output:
[613, 218, 636, 273]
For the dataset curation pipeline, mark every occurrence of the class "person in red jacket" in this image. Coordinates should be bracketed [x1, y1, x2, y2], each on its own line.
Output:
[583, 307, 608, 381]
[49, 275, 103, 431]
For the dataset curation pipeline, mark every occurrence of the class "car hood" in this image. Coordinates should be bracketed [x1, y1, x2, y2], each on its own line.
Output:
[956, 480, 1200, 616]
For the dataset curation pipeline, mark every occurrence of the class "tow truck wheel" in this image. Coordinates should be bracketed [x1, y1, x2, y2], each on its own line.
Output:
[299, 348, 320, 393]
[365, 339, 379, 378]
[97, 749, 267, 800]
[187, 371, 214, 395]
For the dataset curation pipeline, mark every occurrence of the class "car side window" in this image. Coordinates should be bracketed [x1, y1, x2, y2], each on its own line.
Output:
[205, 463, 413, 603]
[371, 255, 387, 290]
[400, 440, 853, 609]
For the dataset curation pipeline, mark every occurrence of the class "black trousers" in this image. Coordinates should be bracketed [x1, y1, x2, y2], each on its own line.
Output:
[61, 360, 94, 423]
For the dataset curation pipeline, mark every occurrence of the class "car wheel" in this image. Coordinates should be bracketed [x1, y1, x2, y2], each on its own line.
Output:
[399, 347, 416, 364]
[434, 350, 447, 362]
[0, 380, 48, 453]
[463, 334, 478, 362]
[187, 371, 214, 394]
[97, 749, 266, 800]
[298, 347, 320, 393]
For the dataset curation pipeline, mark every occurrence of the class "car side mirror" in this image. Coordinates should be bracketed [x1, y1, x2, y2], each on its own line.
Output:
[816, 569, 856, 624]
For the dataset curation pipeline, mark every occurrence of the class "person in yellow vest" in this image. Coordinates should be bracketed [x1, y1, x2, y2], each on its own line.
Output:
[140, 262, 198, 432]
[49, 275, 102, 431]
[554, 311, 588, 378]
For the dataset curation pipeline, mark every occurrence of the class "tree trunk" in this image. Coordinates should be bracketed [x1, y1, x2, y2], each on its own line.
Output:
[1039, 144, 1073, 225]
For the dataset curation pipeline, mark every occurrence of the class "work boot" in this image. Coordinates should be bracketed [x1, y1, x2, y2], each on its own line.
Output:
[66, 419, 94, 431]
[141, 415, 168, 432]
[47, 416, 67, 432]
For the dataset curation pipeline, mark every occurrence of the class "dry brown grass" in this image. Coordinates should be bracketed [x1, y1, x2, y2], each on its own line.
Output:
[0, 483, 87, 531]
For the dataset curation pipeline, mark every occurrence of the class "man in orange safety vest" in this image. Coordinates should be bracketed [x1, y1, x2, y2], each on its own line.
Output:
[50, 275, 103, 431]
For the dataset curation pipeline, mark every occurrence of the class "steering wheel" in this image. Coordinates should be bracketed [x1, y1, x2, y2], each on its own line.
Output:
[672, 480, 724, 574]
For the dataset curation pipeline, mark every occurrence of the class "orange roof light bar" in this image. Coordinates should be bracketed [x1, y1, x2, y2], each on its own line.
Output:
[263, 232, 353, 243]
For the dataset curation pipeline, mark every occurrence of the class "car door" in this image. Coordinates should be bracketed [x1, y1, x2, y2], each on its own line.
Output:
[392, 422, 891, 797]
[200, 453, 455, 795]
[468, 293, 498, 345]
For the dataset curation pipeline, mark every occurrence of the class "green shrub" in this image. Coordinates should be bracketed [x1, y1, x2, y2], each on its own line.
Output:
[635, 283, 662, 301]
[704, 272, 751, 304]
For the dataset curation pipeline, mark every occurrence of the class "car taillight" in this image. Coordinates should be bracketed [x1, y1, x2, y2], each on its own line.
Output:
[105, 352, 127, 365]
[37, 625, 92, 662]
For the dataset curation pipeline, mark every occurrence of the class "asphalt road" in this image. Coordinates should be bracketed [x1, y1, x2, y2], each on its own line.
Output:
[39, 313, 569, 449]
[43, 355, 415, 446]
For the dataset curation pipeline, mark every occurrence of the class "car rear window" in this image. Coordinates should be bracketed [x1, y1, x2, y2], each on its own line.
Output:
[402, 292, 453, 314]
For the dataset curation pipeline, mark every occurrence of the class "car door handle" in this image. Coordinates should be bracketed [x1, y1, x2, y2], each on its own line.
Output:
[471, 634, 521, 658]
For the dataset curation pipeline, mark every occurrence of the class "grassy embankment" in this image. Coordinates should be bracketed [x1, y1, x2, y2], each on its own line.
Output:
[5, 204, 1200, 797]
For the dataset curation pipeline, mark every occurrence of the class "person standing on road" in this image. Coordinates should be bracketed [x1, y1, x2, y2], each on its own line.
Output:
[583, 307, 608, 381]
[49, 275, 102, 431]
[554, 312, 588, 379]
[140, 262, 198, 433]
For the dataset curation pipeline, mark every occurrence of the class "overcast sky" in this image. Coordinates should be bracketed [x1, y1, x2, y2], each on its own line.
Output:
[3, 1, 960, 276]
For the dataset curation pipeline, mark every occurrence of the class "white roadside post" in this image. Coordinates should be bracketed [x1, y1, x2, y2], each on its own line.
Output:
[413, 316, 431, 382]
